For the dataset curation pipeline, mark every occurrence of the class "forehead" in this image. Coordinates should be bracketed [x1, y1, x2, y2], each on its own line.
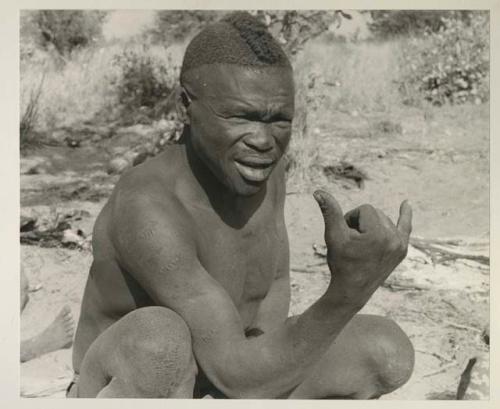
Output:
[183, 64, 295, 106]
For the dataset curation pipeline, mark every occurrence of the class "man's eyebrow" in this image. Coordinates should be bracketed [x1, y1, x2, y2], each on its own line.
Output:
[205, 96, 293, 118]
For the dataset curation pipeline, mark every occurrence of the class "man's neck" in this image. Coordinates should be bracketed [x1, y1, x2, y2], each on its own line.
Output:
[180, 129, 267, 229]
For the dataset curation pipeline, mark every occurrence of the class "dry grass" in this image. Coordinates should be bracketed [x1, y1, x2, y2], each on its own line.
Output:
[21, 46, 119, 132]
[20, 42, 186, 135]
[20, 72, 45, 149]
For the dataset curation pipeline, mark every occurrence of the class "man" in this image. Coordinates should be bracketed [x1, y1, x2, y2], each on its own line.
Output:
[69, 12, 414, 399]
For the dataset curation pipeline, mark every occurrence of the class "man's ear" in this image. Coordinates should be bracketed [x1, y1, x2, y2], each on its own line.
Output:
[176, 86, 191, 125]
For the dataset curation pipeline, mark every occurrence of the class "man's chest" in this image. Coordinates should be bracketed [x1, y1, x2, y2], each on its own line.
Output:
[196, 216, 284, 305]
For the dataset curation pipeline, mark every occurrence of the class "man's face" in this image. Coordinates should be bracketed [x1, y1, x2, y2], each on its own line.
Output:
[182, 64, 295, 196]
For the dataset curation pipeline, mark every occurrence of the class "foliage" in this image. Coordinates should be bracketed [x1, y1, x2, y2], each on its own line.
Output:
[111, 47, 180, 124]
[24, 10, 108, 56]
[399, 12, 489, 106]
[255, 10, 351, 56]
[146, 10, 351, 57]
[369, 10, 473, 39]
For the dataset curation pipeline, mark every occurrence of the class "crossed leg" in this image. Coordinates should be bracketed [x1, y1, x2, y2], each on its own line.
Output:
[288, 314, 415, 399]
[76, 307, 197, 398]
[74, 308, 413, 399]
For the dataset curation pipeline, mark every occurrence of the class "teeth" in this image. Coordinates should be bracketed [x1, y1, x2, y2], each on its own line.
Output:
[234, 161, 273, 182]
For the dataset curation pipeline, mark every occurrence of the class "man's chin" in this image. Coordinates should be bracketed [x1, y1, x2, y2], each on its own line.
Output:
[232, 178, 267, 196]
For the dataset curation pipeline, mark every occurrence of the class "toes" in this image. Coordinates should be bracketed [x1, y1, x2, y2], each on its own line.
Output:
[61, 305, 72, 318]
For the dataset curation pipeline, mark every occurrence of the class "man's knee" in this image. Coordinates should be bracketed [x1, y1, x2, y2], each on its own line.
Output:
[358, 315, 414, 394]
[109, 307, 196, 397]
[120, 307, 192, 355]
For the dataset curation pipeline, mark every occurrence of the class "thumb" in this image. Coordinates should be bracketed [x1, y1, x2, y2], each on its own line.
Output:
[313, 190, 346, 238]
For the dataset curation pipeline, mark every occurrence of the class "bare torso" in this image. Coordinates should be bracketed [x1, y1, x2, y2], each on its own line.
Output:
[72, 144, 288, 372]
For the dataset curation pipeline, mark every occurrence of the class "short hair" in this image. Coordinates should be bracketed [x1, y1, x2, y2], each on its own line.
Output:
[180, 12, 291, 82]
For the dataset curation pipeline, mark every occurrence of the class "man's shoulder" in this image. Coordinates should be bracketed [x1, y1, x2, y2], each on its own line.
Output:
[111, 147, 182, 205]
[108, 150, 195, 242]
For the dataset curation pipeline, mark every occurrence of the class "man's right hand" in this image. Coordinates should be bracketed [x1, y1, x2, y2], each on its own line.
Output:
[313, 190, 412, 308]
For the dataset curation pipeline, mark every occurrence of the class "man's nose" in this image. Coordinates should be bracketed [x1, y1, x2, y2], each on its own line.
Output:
[243, 129, 274, 152]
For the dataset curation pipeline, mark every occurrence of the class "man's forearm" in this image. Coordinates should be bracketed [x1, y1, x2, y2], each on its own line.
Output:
[206, 285, 361, 398]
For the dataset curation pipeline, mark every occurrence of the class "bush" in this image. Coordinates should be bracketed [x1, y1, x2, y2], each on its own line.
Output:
[399, 12, 489, 105]
[148, 11, 224, 43]
[112, 47, 180, 124]
[26, 10, 108, 56]
[369, 10, 473, 39]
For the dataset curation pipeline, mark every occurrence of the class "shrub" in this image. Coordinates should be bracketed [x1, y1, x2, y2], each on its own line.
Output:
[399, 12, 489, 105]
[369, 10, 473, 39]
[26, 10, 108, 56]
[111, 47, 180, 124]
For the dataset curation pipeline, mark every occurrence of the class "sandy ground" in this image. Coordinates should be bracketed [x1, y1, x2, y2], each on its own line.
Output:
[20, 103, 489, 399]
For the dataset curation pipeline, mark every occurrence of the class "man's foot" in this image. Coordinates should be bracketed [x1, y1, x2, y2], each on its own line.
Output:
[21, 306, 75, 362]
[42, 305, 74, 349]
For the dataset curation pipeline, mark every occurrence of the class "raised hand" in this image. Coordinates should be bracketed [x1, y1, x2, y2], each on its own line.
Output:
[313, 190, 412, 308]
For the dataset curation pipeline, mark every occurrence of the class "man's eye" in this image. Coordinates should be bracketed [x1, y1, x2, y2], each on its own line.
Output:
[227, 116, 250, 123]
[272, 121, 291, 129]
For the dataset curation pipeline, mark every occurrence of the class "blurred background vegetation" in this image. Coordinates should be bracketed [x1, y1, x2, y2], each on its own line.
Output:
[20, 10, 490, 186]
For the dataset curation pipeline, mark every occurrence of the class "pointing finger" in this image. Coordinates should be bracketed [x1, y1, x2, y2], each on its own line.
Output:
[313, 190, 348, 238]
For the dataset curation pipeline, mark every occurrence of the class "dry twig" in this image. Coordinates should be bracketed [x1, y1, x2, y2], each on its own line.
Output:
[409, 237, 489, 266]
[422, 362, 456, 378]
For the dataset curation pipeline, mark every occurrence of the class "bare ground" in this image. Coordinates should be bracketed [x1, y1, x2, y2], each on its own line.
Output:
[20, 103, 489, 399]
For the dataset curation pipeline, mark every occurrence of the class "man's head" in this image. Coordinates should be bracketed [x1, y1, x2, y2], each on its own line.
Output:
[178, 12, 295, 196]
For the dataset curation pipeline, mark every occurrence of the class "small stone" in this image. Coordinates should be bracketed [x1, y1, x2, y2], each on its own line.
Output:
[61, 229, 85, 247]
[107, 157, 130, 175]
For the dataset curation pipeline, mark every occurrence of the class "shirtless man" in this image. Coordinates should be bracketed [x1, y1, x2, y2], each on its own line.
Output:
[68, 12, 414, 399]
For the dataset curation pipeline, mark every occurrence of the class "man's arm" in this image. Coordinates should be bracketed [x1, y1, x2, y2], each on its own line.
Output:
[112, 191, 411, 399]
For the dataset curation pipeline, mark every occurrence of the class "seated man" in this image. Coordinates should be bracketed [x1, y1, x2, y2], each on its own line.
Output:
[68, 12, 414, 399]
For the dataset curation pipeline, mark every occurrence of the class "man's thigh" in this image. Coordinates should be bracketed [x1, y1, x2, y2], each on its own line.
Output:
[288, 314, 415, 399]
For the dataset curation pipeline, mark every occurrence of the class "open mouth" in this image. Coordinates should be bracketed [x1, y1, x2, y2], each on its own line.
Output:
[234, 157, 275, 183]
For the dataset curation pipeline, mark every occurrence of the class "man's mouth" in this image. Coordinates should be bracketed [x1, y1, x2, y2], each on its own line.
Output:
[234, 157, 275, 183]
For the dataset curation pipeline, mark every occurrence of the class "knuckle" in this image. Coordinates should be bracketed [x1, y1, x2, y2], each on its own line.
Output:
[360, 204, 375, 213]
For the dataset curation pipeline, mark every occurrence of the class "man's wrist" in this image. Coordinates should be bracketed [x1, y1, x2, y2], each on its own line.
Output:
[324, 281, 367, 313]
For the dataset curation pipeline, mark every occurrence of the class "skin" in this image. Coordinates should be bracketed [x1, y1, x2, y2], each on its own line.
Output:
[70, 63, 414, 399]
